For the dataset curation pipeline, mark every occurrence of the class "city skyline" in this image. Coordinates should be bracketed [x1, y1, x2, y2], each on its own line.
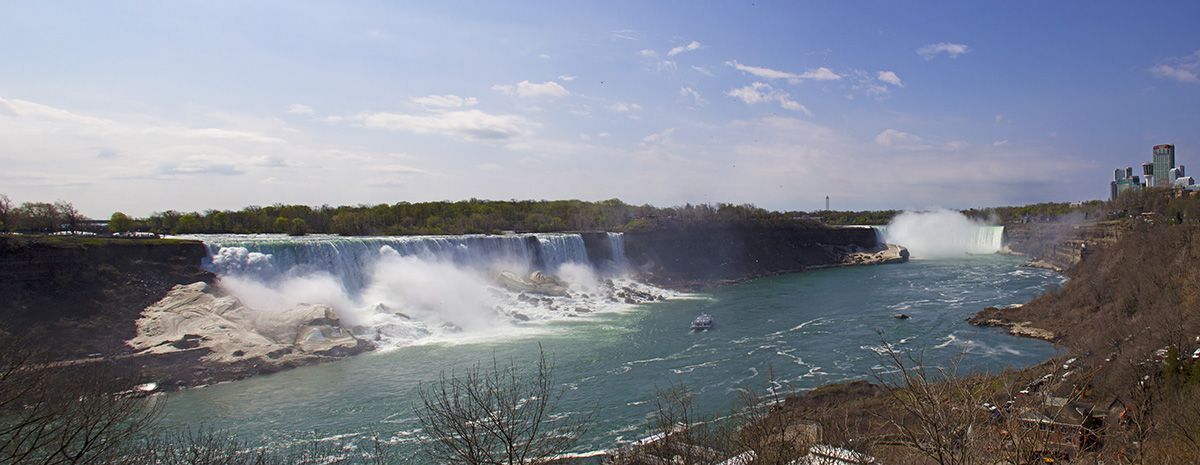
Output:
[2, 1, 1200, 217]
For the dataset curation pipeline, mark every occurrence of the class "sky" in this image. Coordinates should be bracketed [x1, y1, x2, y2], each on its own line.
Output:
[2, 1, 1200, 217]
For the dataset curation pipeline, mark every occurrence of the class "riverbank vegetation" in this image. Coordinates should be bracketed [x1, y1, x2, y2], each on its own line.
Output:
[0, 193, 1115, 237]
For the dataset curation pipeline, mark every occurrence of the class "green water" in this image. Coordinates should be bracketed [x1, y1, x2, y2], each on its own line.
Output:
[154, 255, 1062, 459]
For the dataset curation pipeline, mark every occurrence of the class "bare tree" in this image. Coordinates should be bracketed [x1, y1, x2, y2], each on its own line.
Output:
[54, 201, 86, 233]
[0, 194, 12, 231]
[112, 429, 395, 465]
[1145, 384, 1200, 465]
[641, 385, 735, 465]
[414, 346, 588, 465]
[730, 372, 815, 465]
[0, 335, 160, 464]
[872, 344, 995, 465]
[14, 202, 59, 233]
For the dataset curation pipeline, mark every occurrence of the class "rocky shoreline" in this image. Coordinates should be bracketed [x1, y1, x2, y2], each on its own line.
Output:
[967, 305, 1057, 341]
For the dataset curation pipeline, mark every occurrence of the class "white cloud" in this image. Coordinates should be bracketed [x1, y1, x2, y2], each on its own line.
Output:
[641, 127, 675, 145]
[368, 163, 428, 175]
[799, 67, 842, 81]
[287, 104, 315, 115]
[877, 71, 903, 87]
[0, 97, 116, 128]
[727, 60, 802, 82]
[608, 102, 642, 114]
[831, 70, 881, 99]
[667, 40, 701, 57]
[638, 49, 658, 58]
[874, 128, 926, 148]
[491, 80, 570, 98]
[943, 140, 969, 151]
[993, 140, 1010, 147]
[691, 65, 715, 76]
[247, 155, 297, 168]
[557, 75, 577, 81]
[725, 82, 810, 115]
[411, 94, 479, 109]
[141, 127, 288, 144]
[347, 109, 536, 141]
[679, 86, 707, 106]
[917, 42, 970, 60]
[156, 160, 244, 177]
[610, 29, 637, 41]
[1150, 50, 1200, 84]
[875, 129, 967, 151]
[725, 61, 840, 83]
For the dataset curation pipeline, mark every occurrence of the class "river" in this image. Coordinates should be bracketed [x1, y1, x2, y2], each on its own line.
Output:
[154, 244, 1062, 460]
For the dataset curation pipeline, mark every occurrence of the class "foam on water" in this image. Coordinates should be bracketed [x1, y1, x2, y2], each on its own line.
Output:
[179, 233, 675, 347]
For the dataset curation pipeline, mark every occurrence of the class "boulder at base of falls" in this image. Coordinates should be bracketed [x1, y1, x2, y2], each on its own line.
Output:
[128, 282, 374, 369]
[494, 271, 569, 296]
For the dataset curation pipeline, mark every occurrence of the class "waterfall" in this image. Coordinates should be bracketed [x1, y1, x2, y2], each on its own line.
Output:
[183, 232, 667, 347]
[607, 232, 630, 272]
[535, 234, 590, 273]
[201, 233, 601, 292]
[875, 210, 1005, 258]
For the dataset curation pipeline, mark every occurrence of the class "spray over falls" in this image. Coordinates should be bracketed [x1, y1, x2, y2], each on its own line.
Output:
[877, 209, 1004, 259]
[193, 233, 670, 347]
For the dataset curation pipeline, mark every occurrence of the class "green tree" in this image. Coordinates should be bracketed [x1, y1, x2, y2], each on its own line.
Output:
[286, 218, 307, 236]
[109, 212, 133, 233]
[173, 213, 202, 234]
[272, 216, 290, 234]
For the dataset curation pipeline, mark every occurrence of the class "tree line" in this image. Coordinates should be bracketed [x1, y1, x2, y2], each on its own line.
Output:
[0, 195, 89, 233]
[0, 194, 832, 236]
[0, 193, 1123, 238]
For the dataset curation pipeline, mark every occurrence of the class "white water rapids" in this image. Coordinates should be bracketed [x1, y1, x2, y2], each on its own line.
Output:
[186, 233, 674, 348]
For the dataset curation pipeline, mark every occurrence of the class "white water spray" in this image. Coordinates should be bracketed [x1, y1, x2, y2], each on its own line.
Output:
[879, 209, 1003, 259]
[192, 233, 671, 347]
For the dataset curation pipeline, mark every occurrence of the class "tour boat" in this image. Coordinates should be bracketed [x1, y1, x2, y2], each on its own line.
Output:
[690, 313, 714, 331]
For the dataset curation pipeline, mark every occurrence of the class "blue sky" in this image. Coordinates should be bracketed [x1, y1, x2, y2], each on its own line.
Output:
[2, 1, 1199, 217]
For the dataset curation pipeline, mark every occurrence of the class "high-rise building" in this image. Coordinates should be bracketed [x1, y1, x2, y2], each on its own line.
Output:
[1153, 144, 1176, 187]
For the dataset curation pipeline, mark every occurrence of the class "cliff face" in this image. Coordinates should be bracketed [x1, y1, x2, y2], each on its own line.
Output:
[0, 236, 213, 358]
[1002, 220, 1124, 272]
[614, 225, 880, 288]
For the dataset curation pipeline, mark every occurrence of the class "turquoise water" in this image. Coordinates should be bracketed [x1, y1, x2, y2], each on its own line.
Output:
[154, 255, 1062, 459]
